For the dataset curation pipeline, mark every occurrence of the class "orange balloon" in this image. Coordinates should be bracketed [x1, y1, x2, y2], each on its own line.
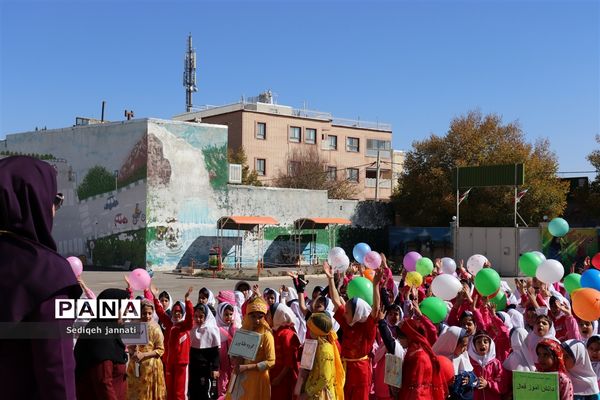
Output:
[363, 269, 374, 282]
[572, 288, 600, 321]
[437, 355, 455, 383]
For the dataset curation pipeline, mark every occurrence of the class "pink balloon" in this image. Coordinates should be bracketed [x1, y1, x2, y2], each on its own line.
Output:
[364, 251, 382, 269]
[129, 268, 151, 291]
[403, 251, 422, 272]
[67, 256, 83, 277]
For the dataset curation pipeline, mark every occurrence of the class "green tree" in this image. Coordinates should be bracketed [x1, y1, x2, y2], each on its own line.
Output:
[584, 135, 600, 220]
[77, 165, 116, 200]
[228, 147, 262, 186]
[392, 110, 569, 226]
[273, 147, 358, 199]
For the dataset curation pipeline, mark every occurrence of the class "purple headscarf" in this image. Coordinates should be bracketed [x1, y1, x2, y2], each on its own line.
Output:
[0, 156, 81, 322]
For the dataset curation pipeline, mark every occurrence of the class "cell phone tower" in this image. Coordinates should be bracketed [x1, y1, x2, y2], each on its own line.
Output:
[183, 33, 198, 112]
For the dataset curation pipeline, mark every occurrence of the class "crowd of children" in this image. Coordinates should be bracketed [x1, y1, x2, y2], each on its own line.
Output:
[67, 254, 600, 400]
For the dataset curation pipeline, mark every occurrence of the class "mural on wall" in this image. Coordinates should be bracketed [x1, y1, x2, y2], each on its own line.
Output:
[145, 121, 229, 269]
[542, 227, 599, 268]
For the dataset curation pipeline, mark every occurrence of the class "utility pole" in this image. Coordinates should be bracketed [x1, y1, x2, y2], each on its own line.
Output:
[375, 149, 381, 200]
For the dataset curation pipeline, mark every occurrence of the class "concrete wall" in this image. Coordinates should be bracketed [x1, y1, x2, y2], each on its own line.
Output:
[4, 120, 393, 270]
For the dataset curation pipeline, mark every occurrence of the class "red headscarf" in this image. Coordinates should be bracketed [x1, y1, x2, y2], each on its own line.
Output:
[400, 318, 440, 373]
[401, 318, 448, 400]
[536, 338, 567, 373]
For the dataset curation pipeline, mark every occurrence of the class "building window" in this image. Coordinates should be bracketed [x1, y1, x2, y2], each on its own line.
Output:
[256, 122, 266, 139]
[346, 137, 359, 152]
[366, 139, 391, 157]
[328, 135, 338, 150]
[288, 161, 300, 176]
[305, 128, 316, 144]
[255, 158, 266, 176]
[327, 166, 337, 181]
[289, 126, 301, 142]
[346, 168, 359, 182]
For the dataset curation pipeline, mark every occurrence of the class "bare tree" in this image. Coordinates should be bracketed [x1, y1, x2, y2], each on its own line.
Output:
[274, 147, 358, 199]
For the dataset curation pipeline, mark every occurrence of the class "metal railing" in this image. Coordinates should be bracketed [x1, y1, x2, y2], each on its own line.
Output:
[332, 117, 392, 131]
[365, 178, 392, 188]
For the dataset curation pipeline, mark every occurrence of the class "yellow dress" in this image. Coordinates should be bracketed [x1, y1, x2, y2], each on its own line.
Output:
[304, 341, 337, 400]
[127, 322, 166, 400]
[227, 330, 275, 400]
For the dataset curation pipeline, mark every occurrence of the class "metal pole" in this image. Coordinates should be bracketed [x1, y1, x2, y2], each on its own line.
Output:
[514, 164, 518, 228]
[375, 149, 381, 200]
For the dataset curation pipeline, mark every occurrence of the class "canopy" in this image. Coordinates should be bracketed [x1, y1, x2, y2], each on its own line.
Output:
[217, 216, 279, 231]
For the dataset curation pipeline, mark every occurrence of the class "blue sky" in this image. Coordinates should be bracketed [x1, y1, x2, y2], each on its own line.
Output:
[1, 0, 598, 176]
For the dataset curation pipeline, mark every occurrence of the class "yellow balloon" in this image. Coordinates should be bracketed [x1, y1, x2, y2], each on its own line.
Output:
[406, 271, 423, 288]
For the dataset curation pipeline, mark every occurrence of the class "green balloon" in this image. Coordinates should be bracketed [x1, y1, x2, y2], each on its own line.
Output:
[519, 252, 542, 277]
[474, 268, 501, 297]
[420, 296, 448, 324]
[489, 290, 507, 311]
[416, 257, 434, 276]
[347, 277, 373, 306]
[564, 273, 582, 294]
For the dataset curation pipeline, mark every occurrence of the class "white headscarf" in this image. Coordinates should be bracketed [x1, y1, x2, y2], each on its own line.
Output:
[587, 336, 600, 378]
[204, 288, 216, 308]
[216, 302, 241, 334]
[468, 332, 497, 368]
[349, 297, 372, 327]
[525, 316, 557, 362]
[190, 304, 221, 349]
[563, 339, 600, 396]
[497, 311, 514, 331]
[234, 291, 245, 309]
[263, 287, 280, 304]
[507, 308, 525, 329]
[281, 288, 305, 342]
[503, 328, 536, 371]
[272, 303, 297, 331]
[432, 326, 473, 373]
[324, 297, 340, 332]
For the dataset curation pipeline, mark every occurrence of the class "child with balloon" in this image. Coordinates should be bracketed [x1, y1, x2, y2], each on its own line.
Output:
[324, 256, 383, 400]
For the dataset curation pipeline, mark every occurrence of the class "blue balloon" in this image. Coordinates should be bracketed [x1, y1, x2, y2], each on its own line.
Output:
[548, 218, 569, 238]
[580, 268, 600, 291]
[352, 243, 371, 264]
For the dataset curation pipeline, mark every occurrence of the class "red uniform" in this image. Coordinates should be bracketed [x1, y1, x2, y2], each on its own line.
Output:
[155, 299, 193, 400]
[334, 304, 377, 400]
[270, 326, 300, 399]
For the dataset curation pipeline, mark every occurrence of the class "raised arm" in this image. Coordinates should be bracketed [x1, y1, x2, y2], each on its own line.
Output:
[371, 265, 384, 319]
[324, 262, 343, 311]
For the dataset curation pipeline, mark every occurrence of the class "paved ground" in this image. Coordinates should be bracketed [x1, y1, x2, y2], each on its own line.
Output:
[81, 270, 519, 303]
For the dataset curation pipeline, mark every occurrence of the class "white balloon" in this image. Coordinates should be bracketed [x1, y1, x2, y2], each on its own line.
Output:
[467, 254, 488, 275]
[536, 259, 564, 284]
[531, 251, 546, 262]
[332, 254, 350, 273]
[328, 247, 346, 265]
[431, 274, 463, 301]
[441, 257, 457, 274]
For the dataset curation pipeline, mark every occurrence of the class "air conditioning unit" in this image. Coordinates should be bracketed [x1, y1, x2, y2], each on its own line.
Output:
[229, 164, 242, 184]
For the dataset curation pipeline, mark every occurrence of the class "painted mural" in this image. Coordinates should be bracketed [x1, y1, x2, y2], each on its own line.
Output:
[3, 119, 394, 271]
[542, 227, 599, 268]
[145, 121, 229, 269]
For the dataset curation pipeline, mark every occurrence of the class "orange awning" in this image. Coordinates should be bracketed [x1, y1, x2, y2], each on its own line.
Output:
[217, 216, 279, 230]
[294, 218, 352, 230]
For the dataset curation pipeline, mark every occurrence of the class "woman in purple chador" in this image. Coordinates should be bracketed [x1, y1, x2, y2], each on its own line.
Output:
[0, 156, 82, 399]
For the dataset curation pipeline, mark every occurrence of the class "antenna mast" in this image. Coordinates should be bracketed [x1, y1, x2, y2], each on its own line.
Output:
[183, 33, 197, 112]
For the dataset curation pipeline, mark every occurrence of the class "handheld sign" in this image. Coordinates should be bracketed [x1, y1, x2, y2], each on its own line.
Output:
[228, 329, 262, 361]
[513, 371, 558, 400]
[384, 354, 403, 388]
[300, 339, 318, 370]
